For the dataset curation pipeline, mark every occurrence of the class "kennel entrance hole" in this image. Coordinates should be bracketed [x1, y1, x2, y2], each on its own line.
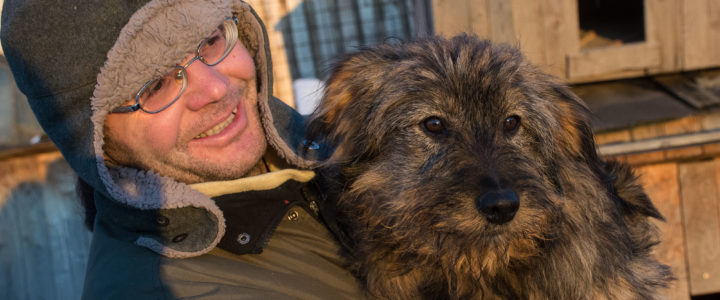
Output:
[578, 0, 645, 49]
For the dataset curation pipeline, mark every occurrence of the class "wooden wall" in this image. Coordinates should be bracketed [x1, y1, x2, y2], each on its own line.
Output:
[599, 111, 720, 298]
[0, 149, 91, 300]
[432, 0, 720, 84]
[637, 163, 690, 300]
[247, 0, 299, 108]
[636, 157, 720, 298]
[0, 60, 44, 147]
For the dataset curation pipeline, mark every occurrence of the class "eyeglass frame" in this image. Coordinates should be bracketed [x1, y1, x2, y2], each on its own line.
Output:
[110, 17, 239, 114]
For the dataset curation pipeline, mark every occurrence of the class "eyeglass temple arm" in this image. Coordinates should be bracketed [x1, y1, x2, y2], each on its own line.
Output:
[109, 16, 238, 115]
[110, 104, 141, 114]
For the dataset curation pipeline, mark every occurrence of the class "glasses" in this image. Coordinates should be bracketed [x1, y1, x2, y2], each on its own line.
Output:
[111, 18, 239, 114]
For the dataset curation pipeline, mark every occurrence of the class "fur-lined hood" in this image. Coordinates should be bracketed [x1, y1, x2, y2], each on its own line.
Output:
[2, 0, 323, 257]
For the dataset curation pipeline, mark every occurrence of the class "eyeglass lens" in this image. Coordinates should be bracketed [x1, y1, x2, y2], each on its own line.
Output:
[137, 22, 231, 113]
[198, 29, 229, 65]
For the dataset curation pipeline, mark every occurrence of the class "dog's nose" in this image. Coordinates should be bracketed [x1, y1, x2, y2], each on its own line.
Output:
[475, 189, 520, 225]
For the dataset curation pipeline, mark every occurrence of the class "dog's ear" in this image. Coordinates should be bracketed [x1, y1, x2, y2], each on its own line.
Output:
[308, 66, 358, 144]
[604, 160, 664, 220]
[307, 51, 386, 163]
[545, 82, 601, 167]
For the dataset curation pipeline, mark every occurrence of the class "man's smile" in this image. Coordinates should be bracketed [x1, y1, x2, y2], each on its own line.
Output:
[195, 107, 238, 139]
[102, 32, 264, 184]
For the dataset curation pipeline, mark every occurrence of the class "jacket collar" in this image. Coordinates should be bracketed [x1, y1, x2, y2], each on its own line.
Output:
[195, 169, 318, 254]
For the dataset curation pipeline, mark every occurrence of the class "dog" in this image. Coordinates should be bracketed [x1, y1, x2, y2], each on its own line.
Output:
[308, 35, 672, 299]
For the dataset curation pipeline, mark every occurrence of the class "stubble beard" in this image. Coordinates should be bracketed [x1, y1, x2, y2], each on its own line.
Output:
[149, 98, 267, 184]
[104, 91, 268, 185]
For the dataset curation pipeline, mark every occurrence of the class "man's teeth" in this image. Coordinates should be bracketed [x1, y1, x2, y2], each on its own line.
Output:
[195, 108, 237, 139]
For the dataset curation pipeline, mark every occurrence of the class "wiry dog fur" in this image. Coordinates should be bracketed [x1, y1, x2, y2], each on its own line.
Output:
[308, 35, 672, 299]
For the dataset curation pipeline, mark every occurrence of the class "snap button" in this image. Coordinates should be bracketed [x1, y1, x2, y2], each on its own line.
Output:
[237, 233, 251, 245]
[156, 215, 169, 227]
[287, 210, 299, 222]
[172, 233, 188, 243]
[309, 201, 319, 215]
[302, 139, 320, 150]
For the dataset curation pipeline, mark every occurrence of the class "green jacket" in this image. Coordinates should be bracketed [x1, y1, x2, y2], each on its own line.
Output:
[1, 0, 362, 298]
[83, 100, 362, 299]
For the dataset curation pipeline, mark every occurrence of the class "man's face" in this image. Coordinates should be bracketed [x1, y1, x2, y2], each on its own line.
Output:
[104, 41, 267, 184]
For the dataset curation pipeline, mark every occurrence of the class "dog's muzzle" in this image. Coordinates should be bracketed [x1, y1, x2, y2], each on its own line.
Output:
[475, 189, 519, 225]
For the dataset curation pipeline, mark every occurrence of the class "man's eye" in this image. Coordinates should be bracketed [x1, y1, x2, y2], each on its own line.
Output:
[138, 81, 161, 101]
[150, 80, 164, 93]
[206, 35, 220, 46]
[204, 29, 224, 48]
[140, 76, 171, 101]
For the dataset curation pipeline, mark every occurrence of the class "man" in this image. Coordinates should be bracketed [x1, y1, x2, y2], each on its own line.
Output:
[1, 0, 362, 298]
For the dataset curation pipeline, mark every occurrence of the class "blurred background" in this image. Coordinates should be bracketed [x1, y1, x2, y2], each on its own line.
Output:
[1, 0, 719, 299]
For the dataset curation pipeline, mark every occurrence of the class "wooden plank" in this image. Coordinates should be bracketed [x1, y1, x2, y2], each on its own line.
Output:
[567, 42, 661, 80]
[247, 0, 296, 107]
[594, 130, 632, 146]
[708, 0, 720, 68]
[678, 160, 720, 295]
[0, 142, 57, 161]
[510, 0, 545, 66]
[614, 150, 666, 166]
[566, 69, 648, 84]
[486, 0, 516, 45]
[431, 0, 472, 37]
[247, 0, 265, 18]
[702, 142, 720, 157]
[683, 0, 720, 70]
[598, 130, 720, 157]
[539, 0, 578, 79]
[0, 153, 91, 300]
[636, 163, 689, 300]
[644, 0, 683, 73]
[653, 74, 720, 109]
[682, 0, 708, 70]
[0, 67, 15, 145]
[467, 0, 490, 38]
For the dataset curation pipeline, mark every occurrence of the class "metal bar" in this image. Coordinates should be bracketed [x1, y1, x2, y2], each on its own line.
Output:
[351, 0, 366, 45]
[372, 0, 387, 42]
[302, 0, 323, 78]
[396, 0, 411, 38]
[413, 0, 433, 37]
[598, 129, 720, 156]
[329, 0, 346, 56]
[279, 0, 300, 79]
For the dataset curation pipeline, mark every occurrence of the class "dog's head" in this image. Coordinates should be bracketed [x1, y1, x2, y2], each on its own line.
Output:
[308, 35, 655, 275]
[309, 35, 597, 167]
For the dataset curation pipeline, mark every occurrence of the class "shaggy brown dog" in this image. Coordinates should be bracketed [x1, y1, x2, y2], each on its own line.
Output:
[308, 35, 672, 299]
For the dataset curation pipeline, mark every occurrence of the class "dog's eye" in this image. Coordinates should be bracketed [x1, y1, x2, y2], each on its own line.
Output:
[503, 116, 520, 133]
[423, 117, 444, 134]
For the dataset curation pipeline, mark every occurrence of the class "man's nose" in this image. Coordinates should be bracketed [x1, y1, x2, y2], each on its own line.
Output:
[180, 61, 229, 110]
